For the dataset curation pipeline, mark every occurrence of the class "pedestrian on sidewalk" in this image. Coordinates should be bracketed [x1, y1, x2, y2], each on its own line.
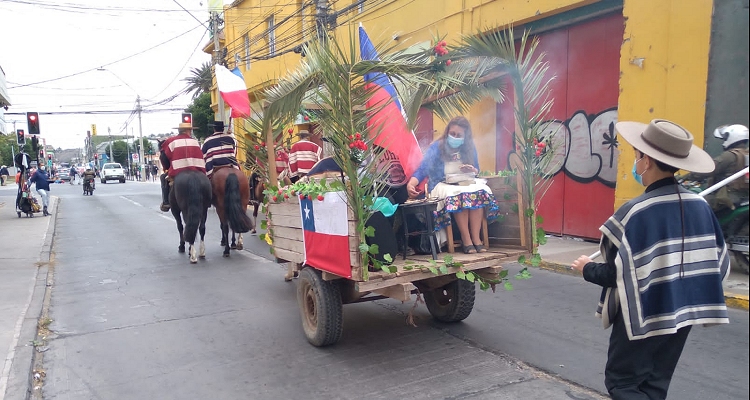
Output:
[0, 165, 9, 186]
[571, 119, 730, 400]
[29, 165, 51, 216]
[69, 165, 78, 185]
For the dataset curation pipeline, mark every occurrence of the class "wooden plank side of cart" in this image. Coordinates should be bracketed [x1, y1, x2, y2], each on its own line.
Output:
[267, 173, 531, 300]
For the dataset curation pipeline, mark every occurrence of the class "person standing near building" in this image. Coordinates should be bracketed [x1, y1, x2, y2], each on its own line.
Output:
[287, 130, 321, 182]
[29, 165, 51, 216]
[571, 119, 730, 400]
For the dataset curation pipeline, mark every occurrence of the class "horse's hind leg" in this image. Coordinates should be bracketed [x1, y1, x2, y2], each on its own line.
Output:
[236, 233, 244, 250]
[172, 209, 185, 253]
[220, 221, 228, 246]
[199, 207, 208, 259]
[250, 203, 259, 234]
[189, 244, 198, 263]
[231, 231, 237, 250]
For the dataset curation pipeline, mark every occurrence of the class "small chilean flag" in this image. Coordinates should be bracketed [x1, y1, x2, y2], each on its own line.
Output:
[215, 64, 251, 118]
[300, 192, 351, 278]
[359, 25, 423, 178]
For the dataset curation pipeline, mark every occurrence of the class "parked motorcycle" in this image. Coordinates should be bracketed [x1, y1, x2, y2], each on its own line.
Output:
[682, 180, 749, 274]
[83, 177, 95, 196]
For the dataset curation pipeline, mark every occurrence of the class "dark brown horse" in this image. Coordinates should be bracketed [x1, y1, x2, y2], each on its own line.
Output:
[211, 167, 253, 257]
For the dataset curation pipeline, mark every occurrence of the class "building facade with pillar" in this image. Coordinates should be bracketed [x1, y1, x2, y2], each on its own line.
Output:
[210, 0, 749, 239]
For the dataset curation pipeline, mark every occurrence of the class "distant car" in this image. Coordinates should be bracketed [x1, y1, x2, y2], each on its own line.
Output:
[101, 163, 126, 184]
[58, 168, 71, 182]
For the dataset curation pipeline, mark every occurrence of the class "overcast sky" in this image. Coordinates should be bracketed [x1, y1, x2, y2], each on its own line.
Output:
[1, 0, 215, 150]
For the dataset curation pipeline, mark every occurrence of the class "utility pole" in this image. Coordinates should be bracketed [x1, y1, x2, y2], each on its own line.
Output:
[137, 96, 145, 182]
[108, 127, 114, 162]
[212, 12, 226, 123]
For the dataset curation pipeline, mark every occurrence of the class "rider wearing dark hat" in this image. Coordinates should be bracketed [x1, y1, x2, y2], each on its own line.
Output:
[201, 120, 240, 179]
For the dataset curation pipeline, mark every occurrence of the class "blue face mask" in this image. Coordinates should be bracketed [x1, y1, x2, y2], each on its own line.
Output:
[447, 135, 464, 149]
[631, 157, 644, 186]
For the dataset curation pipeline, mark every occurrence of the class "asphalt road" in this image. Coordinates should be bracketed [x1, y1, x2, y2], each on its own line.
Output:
[38, 181, 749, 399]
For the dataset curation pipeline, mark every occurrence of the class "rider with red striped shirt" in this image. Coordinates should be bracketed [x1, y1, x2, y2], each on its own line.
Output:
[159, 122, 206, 212]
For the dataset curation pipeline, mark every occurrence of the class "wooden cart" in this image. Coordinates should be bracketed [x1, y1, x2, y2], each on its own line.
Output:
[267, 173, 530, 346]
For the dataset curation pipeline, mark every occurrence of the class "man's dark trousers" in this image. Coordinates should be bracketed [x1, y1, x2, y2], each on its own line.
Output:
[605, 311, 691, 400]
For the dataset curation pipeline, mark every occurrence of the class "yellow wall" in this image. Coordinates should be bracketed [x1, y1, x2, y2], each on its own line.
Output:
[615, 0, 713, 208]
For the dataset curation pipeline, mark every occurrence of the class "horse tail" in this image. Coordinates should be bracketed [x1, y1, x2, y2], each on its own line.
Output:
[184, 172, 202, 243]
[225, 172, 253, 233]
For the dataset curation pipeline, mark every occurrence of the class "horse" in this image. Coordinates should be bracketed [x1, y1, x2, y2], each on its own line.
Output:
[169, 170, 212, 263]
[210, 167, 253, 257]
[248, 171, 266, 234]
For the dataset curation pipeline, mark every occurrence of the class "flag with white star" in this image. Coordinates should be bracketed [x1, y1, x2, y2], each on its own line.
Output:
[299, 191, 351, 278]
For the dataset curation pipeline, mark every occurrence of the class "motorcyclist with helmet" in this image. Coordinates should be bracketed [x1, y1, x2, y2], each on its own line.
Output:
[82, 167, 97, 193]
[680, 124, 749, 213]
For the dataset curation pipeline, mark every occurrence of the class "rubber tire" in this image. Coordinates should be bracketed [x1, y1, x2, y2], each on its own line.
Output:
[296, 267, 343, 347]
[101, 179, 106, 184]
[423, 279, 476, 322]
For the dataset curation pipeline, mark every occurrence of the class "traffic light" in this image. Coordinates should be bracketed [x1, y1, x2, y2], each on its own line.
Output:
[47, 154, 52, 160]
[39, 149, 44, 160]
[181, 113, 193, 125]
[26, 112, 40, 135]
[16, 129, 26, 145]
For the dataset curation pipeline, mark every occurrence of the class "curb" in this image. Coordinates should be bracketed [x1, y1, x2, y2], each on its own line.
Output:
[537, 258, 749, 311]
[4, 197, 58, 400]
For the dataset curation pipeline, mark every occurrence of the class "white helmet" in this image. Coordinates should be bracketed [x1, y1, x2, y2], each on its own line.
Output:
[713, 124, 749, 149]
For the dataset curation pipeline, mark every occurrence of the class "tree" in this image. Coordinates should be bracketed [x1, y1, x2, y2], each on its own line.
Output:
[185, 92, 214, 141]
[105, 140, 130, 166]
[181, 61, 212, 99]
[130, 140, 154, 158]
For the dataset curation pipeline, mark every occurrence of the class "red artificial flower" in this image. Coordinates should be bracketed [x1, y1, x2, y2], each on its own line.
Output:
[272, 196, 278, 202]
[299, 194, 306, 200]
[349, 143, 355, 149]
[445, 59, 452, 66]
[254, 145, 260, 150]
[317, 195, 324, 201]
[284, 193, 289, 199]
[288, 128, 293, 134]
[304, 115, 310, 121]
[355, 132, 361, 140]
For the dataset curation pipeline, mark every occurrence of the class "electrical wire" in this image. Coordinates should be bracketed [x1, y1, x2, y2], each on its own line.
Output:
[171, 0, 209, 30]
[148, 28, 210, 100]
[8, 23, 205, 89]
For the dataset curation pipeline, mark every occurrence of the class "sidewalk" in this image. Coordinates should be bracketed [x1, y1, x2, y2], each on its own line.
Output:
[538, 235, 750, 311]
[0, 189, 56, 400]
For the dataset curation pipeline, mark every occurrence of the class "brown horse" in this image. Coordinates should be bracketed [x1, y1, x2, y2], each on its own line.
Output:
[210, 167, 253, 257]
[248, 172, 266, 234]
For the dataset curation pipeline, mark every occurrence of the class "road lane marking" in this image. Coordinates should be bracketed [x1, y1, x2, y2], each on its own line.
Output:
[120, 196, 174, 222]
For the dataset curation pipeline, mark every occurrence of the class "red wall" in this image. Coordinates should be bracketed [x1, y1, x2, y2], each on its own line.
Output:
[496, 13, 624, 239]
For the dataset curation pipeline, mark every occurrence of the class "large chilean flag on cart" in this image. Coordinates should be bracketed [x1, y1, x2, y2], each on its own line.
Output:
[359, 25, 423, 178]
[300, 192, 351, 278]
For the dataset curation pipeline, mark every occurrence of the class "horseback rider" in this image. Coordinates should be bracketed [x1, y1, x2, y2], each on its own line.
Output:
[201, 120, 240, 180]
[159, 122, 206, 212]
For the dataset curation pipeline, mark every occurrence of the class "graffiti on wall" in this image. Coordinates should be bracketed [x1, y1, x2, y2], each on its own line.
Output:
[533, 108, 619, 187]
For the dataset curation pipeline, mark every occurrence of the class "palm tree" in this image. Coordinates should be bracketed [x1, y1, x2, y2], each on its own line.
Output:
[181, 61, 213, 99]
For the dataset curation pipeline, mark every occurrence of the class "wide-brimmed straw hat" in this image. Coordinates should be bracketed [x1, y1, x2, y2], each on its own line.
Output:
[173, 122, 199, 130]
[616, 119, 715, 173]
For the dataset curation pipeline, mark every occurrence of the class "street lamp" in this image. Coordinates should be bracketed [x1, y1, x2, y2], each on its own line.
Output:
[97, 68, 145, 182]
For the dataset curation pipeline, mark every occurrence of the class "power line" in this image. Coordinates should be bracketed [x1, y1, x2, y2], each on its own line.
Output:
[171, 0, 209, 30]
[8, 23, 204, 89]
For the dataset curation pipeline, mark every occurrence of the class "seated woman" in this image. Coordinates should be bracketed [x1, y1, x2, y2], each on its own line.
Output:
[406, 116, 499, 254]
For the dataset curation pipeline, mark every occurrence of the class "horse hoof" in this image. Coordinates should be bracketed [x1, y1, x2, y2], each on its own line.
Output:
[250, 229, 256, 234]
[199, 254, 206, 259]
[235, 244, 243, 250]
[178, 246, 186, 253]
[223, 253, 230, 258]
[190, 259, 198, 264]
[220, 240, 227, 246]
[231, 244, 237, 250]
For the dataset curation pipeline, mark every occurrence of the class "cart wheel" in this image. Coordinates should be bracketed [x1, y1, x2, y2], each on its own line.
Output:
[423, 279, 476, 322]
[296, 267, 343, 346]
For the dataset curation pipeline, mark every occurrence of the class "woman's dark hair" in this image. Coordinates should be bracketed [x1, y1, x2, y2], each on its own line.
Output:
[439, 116, 477, 166]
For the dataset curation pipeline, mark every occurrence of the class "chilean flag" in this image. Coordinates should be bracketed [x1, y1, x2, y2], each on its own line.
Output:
[300, 192, 352, 278]
[215, 64, 251, 118]
[359, 25, 423, 178]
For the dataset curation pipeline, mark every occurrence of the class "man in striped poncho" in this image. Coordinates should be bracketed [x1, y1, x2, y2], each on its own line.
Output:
[201, 120, 239, 179]
[572, 119, 730, 400]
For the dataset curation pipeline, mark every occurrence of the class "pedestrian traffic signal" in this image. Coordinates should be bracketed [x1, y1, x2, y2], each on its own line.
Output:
[94, 153, 98, 160]
[181, 113, 192, 125]
[26, 112, 40, 135]
[16, 129, 26, 145]
[39, 149, 44, 160]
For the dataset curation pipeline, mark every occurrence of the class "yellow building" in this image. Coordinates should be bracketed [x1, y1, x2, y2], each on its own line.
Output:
[207, 0, 746, 239]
